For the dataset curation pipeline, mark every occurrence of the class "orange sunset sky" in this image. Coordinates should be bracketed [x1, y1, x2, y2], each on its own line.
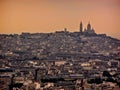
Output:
[0, 0, 120, 39]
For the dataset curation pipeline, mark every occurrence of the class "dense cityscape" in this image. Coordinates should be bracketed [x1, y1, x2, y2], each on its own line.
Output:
[0, 22, 120, 90]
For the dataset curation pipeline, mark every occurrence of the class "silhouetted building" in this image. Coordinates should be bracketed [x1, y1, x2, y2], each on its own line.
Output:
[84, 22, 95, 34]
[64, 28, 67, 32]
[80, 22, 83, 33]
[87, 22, 91, 31]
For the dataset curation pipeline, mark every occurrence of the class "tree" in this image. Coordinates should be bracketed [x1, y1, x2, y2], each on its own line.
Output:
[87, 77, 103, 84]
[103, 71, 111, 77]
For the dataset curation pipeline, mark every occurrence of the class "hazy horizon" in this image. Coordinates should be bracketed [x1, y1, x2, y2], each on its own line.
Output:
[0, 0, 120, 39]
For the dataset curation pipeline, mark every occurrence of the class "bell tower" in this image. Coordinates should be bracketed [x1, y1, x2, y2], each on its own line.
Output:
[80, 22, 83, 33]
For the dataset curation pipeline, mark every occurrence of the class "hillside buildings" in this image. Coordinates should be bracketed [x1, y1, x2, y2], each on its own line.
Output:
[0, 22, 120, 90]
